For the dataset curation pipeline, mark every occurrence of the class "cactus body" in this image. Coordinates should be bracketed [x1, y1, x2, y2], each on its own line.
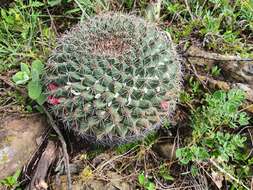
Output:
[44, 13, 181, 145]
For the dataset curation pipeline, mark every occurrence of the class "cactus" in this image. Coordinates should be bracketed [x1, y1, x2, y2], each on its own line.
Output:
[43, 13, 181, 145]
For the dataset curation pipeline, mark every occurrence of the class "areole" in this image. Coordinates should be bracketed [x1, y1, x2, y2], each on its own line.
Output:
[43, 12, 182, 146]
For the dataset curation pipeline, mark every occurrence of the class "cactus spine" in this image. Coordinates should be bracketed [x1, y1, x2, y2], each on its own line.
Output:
[43, 13, 181, 145]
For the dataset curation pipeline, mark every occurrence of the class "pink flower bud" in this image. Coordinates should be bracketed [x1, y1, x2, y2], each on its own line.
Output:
[160, 101, 169, 111]
[48, 96, 60, 105]
[48, 83, 58, 91]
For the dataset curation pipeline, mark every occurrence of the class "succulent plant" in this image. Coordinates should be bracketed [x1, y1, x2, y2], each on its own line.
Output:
[43, 13, 181, 146]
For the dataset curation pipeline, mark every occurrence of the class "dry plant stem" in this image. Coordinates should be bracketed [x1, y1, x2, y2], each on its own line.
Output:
[0, 102, 16, 111]
[28, 141, 57, 190]
[73, 0, 90, 21]
[154, 0, 162, 20]
[184, 49, 253, 62]
[185, 58, 210, 92]
[46, 8, 59, 36]
[209, 158, 250, 190]
[251, 178, 253, 190]
[246, 128, 253, 159]
[23, 128, 51, 177]
[0, 76, 27, 96]
[95, 147, 137, 172]
[184, 0, 194, 20]
[42, 106, 72, 190]
[238, 127, 253, 159]
[239, 104, 253, 112]
[197, 162, 220, 189]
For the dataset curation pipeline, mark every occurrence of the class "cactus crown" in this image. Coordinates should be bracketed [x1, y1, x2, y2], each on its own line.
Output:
[44, 13, 181, 145]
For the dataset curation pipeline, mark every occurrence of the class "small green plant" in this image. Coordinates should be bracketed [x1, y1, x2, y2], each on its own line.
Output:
[12, 60, 46, 105]
[211, 65, 221, 76]
[48, 0, 63, 7]
[122, 0, 135, 9]
[116, 133, 158, 154]
[116, 141, 139, 155]
[200, 11, 221, 36]
[158, 164, 174, 182]
[189, 77, 201, 94]
[138, 172, 155, 190]
[0, 170, 21, 190]
[176, 89, 251, 188]
[179, 91, 193, 104]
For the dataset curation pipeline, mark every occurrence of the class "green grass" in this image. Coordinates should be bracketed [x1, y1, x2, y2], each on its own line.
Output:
[164, 0, 253, 57]
[0, 169, 21, 189]
[0, 0, 131, 74]
[0, 0, 56, 74]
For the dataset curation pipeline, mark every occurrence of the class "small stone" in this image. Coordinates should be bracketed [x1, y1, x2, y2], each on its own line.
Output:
[211, 171, 224, 189]
[0, 115, 47, 179]
[220, 61, 253, 84]
[232, 83, 253, 102]
[153, 141, 176, 160]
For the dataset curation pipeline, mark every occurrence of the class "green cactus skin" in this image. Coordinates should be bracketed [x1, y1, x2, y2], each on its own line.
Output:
[43, 13, 182, 146]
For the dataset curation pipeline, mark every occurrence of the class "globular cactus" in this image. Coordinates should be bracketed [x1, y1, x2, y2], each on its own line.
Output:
[43, 13, 181, 146]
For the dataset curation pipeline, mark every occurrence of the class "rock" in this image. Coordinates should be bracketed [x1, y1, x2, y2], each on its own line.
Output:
[186, 45, 253, 84]
[153, 141, 176, 160]
[232, 83, 253, 102]
[0, 115, 47, 179]
[91, 153, 111, 168]
[211, 171, 224, 189]
[219, 61, 253, 84]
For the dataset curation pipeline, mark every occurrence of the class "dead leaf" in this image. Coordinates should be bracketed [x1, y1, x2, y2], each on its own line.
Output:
[211, 171, 223, 189]
[246, 104, 253, 114]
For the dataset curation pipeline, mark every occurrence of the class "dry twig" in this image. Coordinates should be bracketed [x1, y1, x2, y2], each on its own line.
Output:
[184, 46, 253, 62]
[209, 158, 250, 190]
[42, 106, 72, 190]
[0, 76, 27, 96]
[184, 0, 194, 20]
[27, 141, 58, 190]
